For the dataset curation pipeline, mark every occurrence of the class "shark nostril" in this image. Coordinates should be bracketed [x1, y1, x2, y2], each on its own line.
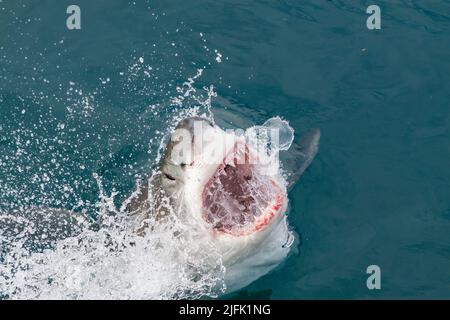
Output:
[164, 173, 176, 181]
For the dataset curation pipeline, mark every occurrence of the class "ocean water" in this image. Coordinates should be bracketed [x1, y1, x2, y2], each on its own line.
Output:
[1, 0, 450, 299]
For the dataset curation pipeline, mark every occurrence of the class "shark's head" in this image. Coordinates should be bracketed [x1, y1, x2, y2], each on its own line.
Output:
[160, 116, 287, 238]
[129, 116, 320, 293]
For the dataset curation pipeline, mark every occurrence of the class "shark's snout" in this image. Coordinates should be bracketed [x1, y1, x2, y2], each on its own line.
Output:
[175, 116, 214, 134]
[160, 117, 215, 195]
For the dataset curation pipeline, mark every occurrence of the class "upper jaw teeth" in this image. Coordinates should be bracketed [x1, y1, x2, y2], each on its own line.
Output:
[226, 160, 236, 167]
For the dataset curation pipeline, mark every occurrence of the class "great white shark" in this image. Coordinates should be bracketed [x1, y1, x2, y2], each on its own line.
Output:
[0, 116, 320, 296]
[125, 116, 320, 293]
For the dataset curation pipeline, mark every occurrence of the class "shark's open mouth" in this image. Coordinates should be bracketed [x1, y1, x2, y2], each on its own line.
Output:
[202, 142, 285, 236]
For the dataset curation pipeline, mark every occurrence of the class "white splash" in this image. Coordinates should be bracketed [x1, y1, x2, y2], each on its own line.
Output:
[0, 60, 293, 300]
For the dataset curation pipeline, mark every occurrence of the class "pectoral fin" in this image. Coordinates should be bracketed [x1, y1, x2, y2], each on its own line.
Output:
[281, 128, 320, 191]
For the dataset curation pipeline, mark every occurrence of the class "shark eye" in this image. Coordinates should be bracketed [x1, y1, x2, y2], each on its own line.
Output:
[164, 173, 176, 181]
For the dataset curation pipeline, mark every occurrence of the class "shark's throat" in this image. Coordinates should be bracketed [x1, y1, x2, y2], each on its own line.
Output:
[202, 142, 285, 236]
